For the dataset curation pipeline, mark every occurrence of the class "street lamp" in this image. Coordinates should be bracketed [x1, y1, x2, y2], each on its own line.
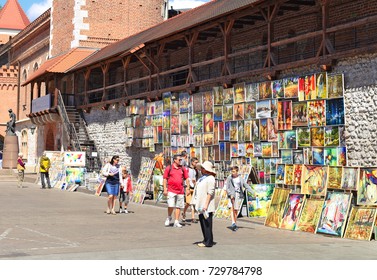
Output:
[30, 125, 36, 135]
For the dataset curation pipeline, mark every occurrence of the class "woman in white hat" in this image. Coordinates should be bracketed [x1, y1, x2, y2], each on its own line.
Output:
[192, 161, 216, 247]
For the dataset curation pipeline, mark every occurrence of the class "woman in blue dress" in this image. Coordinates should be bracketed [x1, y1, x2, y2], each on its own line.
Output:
[102, 155, 121, 214]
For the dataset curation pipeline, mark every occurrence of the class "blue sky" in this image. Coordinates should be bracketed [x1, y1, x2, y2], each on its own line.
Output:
[2, 0, 210, 22]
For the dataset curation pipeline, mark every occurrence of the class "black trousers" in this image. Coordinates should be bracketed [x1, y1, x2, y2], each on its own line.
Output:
[199, 212, 214, 247]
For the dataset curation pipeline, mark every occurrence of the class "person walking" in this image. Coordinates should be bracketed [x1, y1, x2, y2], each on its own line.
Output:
[17, 153, 26, 188]
[39, 152, 51, 189]
[225, 166, 253, 231]
[192, 161, 217, 247]
[102, 155, 121, 215]
[119, 168, 133, 214]
[163, 154, 189, 228]
[182, 157, 199, 223]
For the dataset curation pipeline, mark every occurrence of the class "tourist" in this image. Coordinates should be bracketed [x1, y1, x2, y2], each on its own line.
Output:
[102, 155, 121, 215]
[163, 154, 189, 228]
[192, 161, 216, 247]
[17, 153, 25, 188]
[119, 168, 133, 214]
[225, 166, 253, 231]
[39, 152, 51, 189]
[182, 157, 199, 223]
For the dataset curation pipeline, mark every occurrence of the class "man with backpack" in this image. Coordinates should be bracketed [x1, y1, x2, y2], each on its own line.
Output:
[163, 154, 189, 228]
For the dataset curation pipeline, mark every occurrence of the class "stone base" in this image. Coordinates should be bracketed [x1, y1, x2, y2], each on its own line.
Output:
[2, 135, 19, 169]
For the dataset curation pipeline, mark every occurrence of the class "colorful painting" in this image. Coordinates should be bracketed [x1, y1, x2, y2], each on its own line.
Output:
[234, 82, 245, 103]
[229, 121, 238, 142]
[162, 91, 171, 110]
[357, 168, 377, 205]
[267, 118, 278, 142]
[170, 115, 180, 134]
[296, 198, 324, 233]
[284, 164, 294, 185]
[214, 189, 236, 219]
[65, 167, 85, 185]
[280, 193, 305, 230]
[276, 164, 285, 184]
[179, 114, 189, 135]
[192, 92, 203, 113]
[292, 102, 308, 126]
[301, 165, 328, 195]
[238, 121, 245, 142]
[245, 143, 254, 157]
[213, 86, 223, 105]
[281, 149, 293, 164]
[326, 98, 345, 126]
[254, 143, 262, 157]
[219, 142, 226, 161]
[262, 142, 272, 158]
[327, 166, 342, 189]
[256, 100, 271, 119]
[223, 87, 234, 104]
[307, 100, 326, 126]
[64, 152, 86, 167]
[244, 101, 256, 119]
[327, 73, 344, 99]
[213, 106, 223, 122]
[285, 130, 297, 149]
[244, 120, 252, 142]
[259, 118, 268, 141]
[222, 104, 234, 121]
[224, 121, 230, 141]
[247, 184, 275, 217]
[297, 127, 310, 147]
[298, 74, 316, 101]
[310, 127, 324, 147]
[203, 112, 214, 133]
[259, 81, 272, 99]
[178, 92, 190, 113]
[337, 147, 347, 166]
[264, 188, 291, 228]
[202, 91, 213, 112]
[270, 99, 278, 118]
[272, 79, 284, 98]
[252, 120, 259, 142]
[312, 147, 324, 165]
[245, 82, 259, 101]
[277, 100, 292, 130]
[316, 72, 327, 99]
[233, 103, 244, 120]
[344, 206, 377, 241]
[192, 114, 203, 133]
[316, 191, 352, 237]
[171, 101, 179, 115]
[341, 167, 359, 190]
[284, 77, 299, 98]
[324, 126, 339, 147]
[324, 147, 337, 166]
[293, 150, 304, 164]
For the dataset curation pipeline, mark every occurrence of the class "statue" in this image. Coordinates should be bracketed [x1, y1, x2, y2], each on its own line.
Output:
[6, 109, 16, 136]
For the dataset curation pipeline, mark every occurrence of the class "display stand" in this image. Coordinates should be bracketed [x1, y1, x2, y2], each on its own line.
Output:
[131, 157, 156, 204]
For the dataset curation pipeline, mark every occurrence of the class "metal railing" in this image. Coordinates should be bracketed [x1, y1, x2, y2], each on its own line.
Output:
[56, 89, 81, 151]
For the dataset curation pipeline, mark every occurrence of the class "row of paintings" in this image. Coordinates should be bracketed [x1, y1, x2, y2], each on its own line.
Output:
[126, 72, 344, 117]
[131, 157, 156, 204]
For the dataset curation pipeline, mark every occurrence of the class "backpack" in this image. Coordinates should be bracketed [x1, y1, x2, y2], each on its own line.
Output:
[166, 165, 185, 182]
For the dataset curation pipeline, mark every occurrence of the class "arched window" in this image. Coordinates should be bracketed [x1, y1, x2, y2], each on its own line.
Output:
[22, 69, 27, 81]
[33, 62, 39, 72]
[21, 130, 28, 160]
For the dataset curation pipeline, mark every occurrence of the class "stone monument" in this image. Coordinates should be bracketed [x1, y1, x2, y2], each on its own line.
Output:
[2, 109, 19, 169]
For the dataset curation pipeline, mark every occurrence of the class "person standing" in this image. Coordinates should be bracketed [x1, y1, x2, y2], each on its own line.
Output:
[182, 157, 199, 223]
[39, 152, 51, 189]
[163, 154, 189, 228]
[119, 168, 133, 214]
[102, 155, 121, 215]
[192, 161, 217, 247]
[17, 153, 25, 188]
[225, 166, 253, 231]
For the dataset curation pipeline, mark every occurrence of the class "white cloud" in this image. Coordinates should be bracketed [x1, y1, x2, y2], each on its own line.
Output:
[169, 0, 209, 10]
[27, 0, 53, 22]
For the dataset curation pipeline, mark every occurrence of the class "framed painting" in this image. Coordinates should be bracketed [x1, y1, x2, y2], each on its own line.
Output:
[264, 187, 291, 228]
[272, 79, 284, 99]
[179, 92, 190, 114]
[64, 152, 86, 167]
[303, 147, 313, 164]
[192, 113, 203, 133]
[246, 184, 275, 217]
[245, 143, 254, 157]
[256, 100, 271, 119]
[254, 143, 262, 157]
[229, 121, 238, 142]
[270, 99, 278, 118]
[223, 87, 234, 105]
[222, 104, 234, 121]
[271, 142, 279, 157]
[284, 164, 294, 185]
[327, 166, 342, 189]
[234, 103, 245, 120]
[337, 147, 347, 166]
[310, 127, 324, 147]
[324, 126, 339, 147]
[170, 115, 180, 134]
[296, 198, 324, 233]
[162, 91, 171, 110]
[326, 98, 345, 126]
[292, 102, 308, 126]
[155, 100, 163, 115]
[203, 112, 214, 133]
[179, 114, 189, 135]
[316, 72, 327, 99]
[219, 142, 226, 161]
[171, 100, 179, 115]
[238, 143, 246, 157]
[277, 100, 292, 130]
[214, 188, 236, 219]
[284, 77, 299, 98]
[316, 191, 352, 237]
[213, 106, 223, 122]
[341, 166, 359, 190]
[213, 122, 219, 145]
[307, 100, 326, 126]
[267, 118, 278, 142]
[327, 73, 344, 99]
[298, 74, 316, 101]
[297, 127, 310, 147]
[162, 129, 171, 147]
[244, 120, 252, 142]
[193, 134, 202, 147]
[231, 143, 239, 157]
[238, 121, 245, 142]
[213, 86, 224, 105]
[244, 101, 256, 119]
[280, 193, 305, 230]
[344, 206, 377, 241]
[234, 82, 245, 103]
[281, 149, 293, 164]
[259, 118, 268, 141]
[261, 142, 272, 158]
[218, 122, 225, 141]
[202, 91, 213, 112]
[293, 150, 304, 164]
[245, 82, 259, 101]
[301, 165, 328, 196]
[324, 147, 337, 166]
[259, 81, 272, 100]
[293, 164, 303, 186]
[192, 92, 203, 113]
[224, 121, 230, 141]
[203, 133, 213, 146]
[252, 120, 260, 142]
[284, 130, 297, 149]
[357, 167, 377, 205]
[278, 130, 288, 149]
[162, 110, 171, 129]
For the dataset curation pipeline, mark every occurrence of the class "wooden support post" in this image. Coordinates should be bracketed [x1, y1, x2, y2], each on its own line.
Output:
[220, 19, 234, 77]
[84, 69, 91, 105]
[185, 31, 198, 84]
[123, 56, 131, 96]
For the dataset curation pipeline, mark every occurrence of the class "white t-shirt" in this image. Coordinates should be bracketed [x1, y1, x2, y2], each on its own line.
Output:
[232, 176, 241, 193]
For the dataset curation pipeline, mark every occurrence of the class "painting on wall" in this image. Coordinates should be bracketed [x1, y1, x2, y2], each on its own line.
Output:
[297, 127, 310, 147]
[202, 91, 214, 112]
[213, 86, 224, 105]
[259, 118, 268, 141]
[296, 198, 324, 233]
[64, 152, 86, 167]
[327, 166, 342, 189]
[312, 147, 324, 165]
[316, 191, 352, 237]
[223, 87, 234, 104]
[307, 100, 326, 126]
[298, 74, 316, 101]
[256, 100, 271, 119]
[316, 72, 327, 99]
[234, 103, 245, 120]
[324, 147, 337, 166]
[310, 127, 324, 147]
[341, 167, 359, 190]
[326, 98, 345, 126]
[280, 193, 305, 230]
[267, 118, 278, 142]
[292, 102, 308, 126]
[324, 126, 339, 147]
[234, 82, 245, 103]
[284, 77, 298, 98]
[246, 184, 275, 217]
[301, 165, 328, 196]
[259, 81, 272, 99]
[284, 164, 295, 185]
[277, 100, 292, 130]
[337, 147, 347, 166]
[245, 82, 259, 101]
[192, 92, 203, 113]
[244, 102, 256, 119]
[327, 73, 344, 99]
[272, 79, 284, 98]
[344, 206, 377, 241]
[357, 168, 377, 205]
[264, 187, 291, 228]
[276, 164, 285, 184]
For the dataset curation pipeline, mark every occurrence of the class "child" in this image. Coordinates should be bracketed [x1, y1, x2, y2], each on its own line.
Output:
[119, 168, 133, 214]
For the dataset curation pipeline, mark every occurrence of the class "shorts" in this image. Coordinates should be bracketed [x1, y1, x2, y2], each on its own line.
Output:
[167, 191, 184, 209]
[119, 191, 130, 204]
[232, 192, 242, 210]
[105, 181, 119, 196]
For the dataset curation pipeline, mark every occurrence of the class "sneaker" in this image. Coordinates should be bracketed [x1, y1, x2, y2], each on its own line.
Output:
[119, 210, 123, 214]
[232, 224, 239, 232]
[165, 217, 172, 227]
[173, 221, 183, 228]
[124, 210, 129, 214]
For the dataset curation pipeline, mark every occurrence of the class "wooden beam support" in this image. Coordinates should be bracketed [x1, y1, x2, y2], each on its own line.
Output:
[101, 63, 109, 101]
[185, 32, 199, 84]
[220, 19, 234, 76]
